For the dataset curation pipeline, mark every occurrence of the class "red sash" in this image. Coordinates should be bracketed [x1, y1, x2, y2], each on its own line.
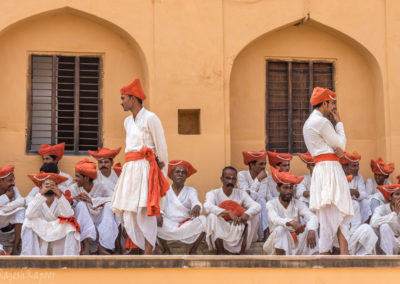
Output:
[178, 217, 194, 227]
[313, 153, 339, 164]
[125, 237, 138, 250]
[125, 147, 170, 216]
[58, 216, 81, 233]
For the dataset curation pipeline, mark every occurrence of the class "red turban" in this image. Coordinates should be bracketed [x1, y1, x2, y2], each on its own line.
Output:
[218, 200, 245, 221]
[297, 152, 314, 164]
[267, 150, 293, 167]
[271, 166, 304, 185]
[88, 147, 121, 160]
[28, 172, 68, 187]
[75, 158, 97, 180]
[371, 157, 394, 176]
[167, 160, 197, 179]
[376, 184, 400, 202]
[242, 150, 267, 165]
[113, 162, 122, 177]
[310, 87, 336, 106]
[120, 78, 146, 101]
[38, 142, 65, 160]
[339, 151, 361, 165]
[0, 165, 14, 179]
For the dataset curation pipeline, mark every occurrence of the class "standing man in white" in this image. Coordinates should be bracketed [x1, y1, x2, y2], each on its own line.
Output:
[111, 78, 169, 255]
[303, 87, 353, 255]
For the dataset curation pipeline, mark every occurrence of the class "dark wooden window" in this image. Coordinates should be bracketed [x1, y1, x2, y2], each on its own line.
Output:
[27, 55, 102, 154]
[266, 60, 334, 153]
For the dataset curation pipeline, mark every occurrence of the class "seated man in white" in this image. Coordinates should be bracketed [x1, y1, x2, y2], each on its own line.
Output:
[348, 200, 378, 255]
[366, 157, 394, 214]
[204, 166, 261, 254]
[157, 160, 206, 254]
[295, 152, 315, 207]
[370, 184, 400, 255]
[70, 159, 119, 255]
[265, 150, 293, 201]
[21, 172, 80, 255]
[0, 165, 25, 255]
[263, 167, 318, 255]
[237, 150, 269, 241]
[88, 147, 122, 192]
[26, 162, 97, 255]
[340, 151, 370, 223]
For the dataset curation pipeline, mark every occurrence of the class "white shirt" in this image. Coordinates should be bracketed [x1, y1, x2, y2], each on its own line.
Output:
[70, 183, 113, 217]
[296, 174, 311, 204]
[370, 203, 400, 235]
[163, 186, 202, 223]
[237, 170, 268, 200]
[349, 174, 367, 200]
[366, 178, 391, 202]
[303, 109, 346, 156]
[0, 186, 25, 216]
[94, 170, 119, 192]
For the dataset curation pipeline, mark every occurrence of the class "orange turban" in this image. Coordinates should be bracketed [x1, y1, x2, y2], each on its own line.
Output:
[75, 158, 97, 180]
[120, 78, 146, 101]
[297, 152, 314, 164]
[167, 160, 197, 179]
[371, 157, 394, 176]
[270, 166, 304, 185]
[310, 87, 336, 106]
[339, 151, 361, 165]
[242, 150, 267, 165]
[28, 172, 68, 188]
[113, 162, 122, 177]
[376, 184, 400, 202]
[38, 142, 65, 160]
[0, 165, 14, 179]
[218, 200, 245, 221]
[267, 150, 293, 167]
[88, 147, 121, 160]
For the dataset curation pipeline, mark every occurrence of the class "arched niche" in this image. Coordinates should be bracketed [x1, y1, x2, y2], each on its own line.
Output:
[229, 19, 384, 179]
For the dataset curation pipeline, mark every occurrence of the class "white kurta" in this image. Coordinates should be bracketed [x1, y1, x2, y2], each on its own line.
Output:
[111, 107, 168, 250]
[21, 194, 80, 255]
[265, 176, 280, 201]
[263, 198, 319, 255]
[204, 187, 261, 253]
[0, 187, 25, 252]
[157, 186, 206, 244]
[303, 109, 353, 253]
[94, 170, 119, 192]
[237, 170, 269, 239]
[296, 174, 311, 205]
[366, 178, 391, 213]
[370, 203, 400, 255]
[70, 183, 118, 251]
[348, 174, 370, 223]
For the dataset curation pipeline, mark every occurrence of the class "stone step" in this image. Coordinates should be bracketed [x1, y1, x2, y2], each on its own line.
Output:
[160, 241, 265, 255]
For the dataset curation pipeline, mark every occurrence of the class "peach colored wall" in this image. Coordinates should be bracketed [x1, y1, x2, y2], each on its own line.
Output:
[0, 0, 399, 201]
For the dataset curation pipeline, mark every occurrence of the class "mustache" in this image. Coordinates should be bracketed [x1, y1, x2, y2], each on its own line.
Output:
[8, 185, 14, 189]
[226, 183, 235, 188]
[281, 194, 292, 202]
[100, 166, 109, 170]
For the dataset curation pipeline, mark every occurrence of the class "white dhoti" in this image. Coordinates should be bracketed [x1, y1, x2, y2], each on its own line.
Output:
[122, 208, 157, 250]
[90, 203, 119, 250]
[0, 205, 25, 253]
[73, 201, 97, 242]
[349, 224, 377, 255]
[158, 216, 206, 244]
[263, 225, 319, 255]
[379, 223, 400, 255]
[206, 213, 259, 253]
[256, 197, 269, 240]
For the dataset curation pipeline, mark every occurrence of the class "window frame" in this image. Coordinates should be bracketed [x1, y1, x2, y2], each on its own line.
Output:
[26, 53, 104, 155]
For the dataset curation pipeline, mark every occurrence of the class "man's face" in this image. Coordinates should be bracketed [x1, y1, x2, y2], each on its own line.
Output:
[277, 184, 294, 203]
[307, 163, 315, 175]
[348, 162, 359, 176]
[171, 165, 187, 185]
[342, 164, 352, 175]
[42, 155, 57, 165]
[74, 173, 86, 187]
[0, 174, 15, 191]
[250, 158, 266, 174]
[322, 100, 335, 118]
[41, 179, 56, 196]
[278, 161, 290, 172]
[98, 159, 113, 175]
[374, 173, 388, 185]
[390, 191, 400, 204]
[221, 169, 237, 190]
[120, 94, 134, 111]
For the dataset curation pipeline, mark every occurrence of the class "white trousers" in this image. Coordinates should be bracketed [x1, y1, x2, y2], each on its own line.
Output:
[379, 223, 400, 255]
[349, 224, 378, 255]
[91, 203, 119, 251]
[73, 201, 96, 242]
[0, 210, 24, 251]
[257, 197, 269, 240]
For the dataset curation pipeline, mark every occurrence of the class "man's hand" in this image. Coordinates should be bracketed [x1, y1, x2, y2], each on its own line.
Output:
[238, 213, 250, 224]
[257, 170, 267, 182]
[350, 189, 360, 199]
[5, 188, 14, 200]
[306, 230, 317, 249]
[156, 215, 163, 227]
[288, 220, 305, 234]
[331, 108, 341, 123]
[303, 190, 310, 198]
[155, 156, 165, 170]
[50, 184, 63, 198]
[333, 147, 344, 158]
[189, 205, 201, 218]
[392, 199, 400, 215]
[222, 211, 240, 225]
[75, 193, 92, 204]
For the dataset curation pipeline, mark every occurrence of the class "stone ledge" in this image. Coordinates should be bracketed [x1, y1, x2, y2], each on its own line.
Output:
[1, 255, 400, 269]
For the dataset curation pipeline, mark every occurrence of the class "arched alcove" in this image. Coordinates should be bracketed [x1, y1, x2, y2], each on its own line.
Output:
[229, 19, 385, 179]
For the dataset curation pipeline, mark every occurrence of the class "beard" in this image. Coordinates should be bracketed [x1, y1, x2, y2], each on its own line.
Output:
[280, 194, 292, 203]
